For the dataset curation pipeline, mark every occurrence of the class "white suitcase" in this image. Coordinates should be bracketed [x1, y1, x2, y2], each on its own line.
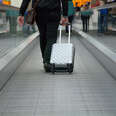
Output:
[50, 24, 75, 73]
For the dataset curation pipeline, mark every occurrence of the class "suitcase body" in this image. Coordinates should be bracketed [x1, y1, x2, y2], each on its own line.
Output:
[50, 25, 75, 73]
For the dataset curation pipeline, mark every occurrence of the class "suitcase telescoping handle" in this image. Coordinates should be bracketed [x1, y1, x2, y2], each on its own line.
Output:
[59, 24, 71, 44]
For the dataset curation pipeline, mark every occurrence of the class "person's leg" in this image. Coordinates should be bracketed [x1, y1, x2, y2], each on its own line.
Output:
[82, 19, 85, 31]
[12, 17, 17, 34]
[103, 14, 108, 32]
[65, 22, 68, 33]
[87, 16, 90, 32]
[43, 22, 59, 64]
[35, 9, 50, 61]
[83, 16, 87, 32]
[36, 23, 47, 60]
[83, 17, 86, 32]
[101, 15, 104, 33]
[106, 14, 108, 32]
[68, 15, 74, 32]
[98, 13, 100, 32]
[85, 16, 87, 32]
[81, 15, 84, 31]
[27, 25, 30, 33]
[98, 14, 102, 33]
[9, 16, 13, 33]
[31, 25, 36, 32]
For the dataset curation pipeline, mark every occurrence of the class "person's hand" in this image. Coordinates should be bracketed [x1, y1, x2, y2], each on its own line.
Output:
[60, 17, 69, 26]
[17, 16, 24, 26]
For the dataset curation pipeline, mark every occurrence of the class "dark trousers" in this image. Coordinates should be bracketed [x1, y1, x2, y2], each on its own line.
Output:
[98, 14, 108, 33]
[66, 15, 74, 33]
[36, 9, 60, 63]
[81, 15, 90, 32]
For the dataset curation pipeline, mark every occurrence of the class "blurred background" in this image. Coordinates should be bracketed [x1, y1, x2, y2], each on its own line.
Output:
[0, 0, 116, 58]
[0, 0, 38, 58]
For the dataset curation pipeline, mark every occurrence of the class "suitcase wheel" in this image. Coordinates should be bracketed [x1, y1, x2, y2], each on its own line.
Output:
[51, 64, 55, 74]
[67, 64, 73, 74]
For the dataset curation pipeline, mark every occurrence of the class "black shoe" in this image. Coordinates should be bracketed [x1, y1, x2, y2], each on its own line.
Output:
[44, 63, 51, 72]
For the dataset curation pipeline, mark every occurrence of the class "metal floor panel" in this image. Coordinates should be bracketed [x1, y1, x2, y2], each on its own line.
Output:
[0, 33, 116, 116]
[0, 32, 30, 58]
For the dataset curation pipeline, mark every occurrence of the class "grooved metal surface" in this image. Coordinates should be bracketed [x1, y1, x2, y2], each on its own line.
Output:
[0, 32, 39, 90]
[0, 33, 116, 116]
[0, 32, 30, 58]
[73, 26, 116, 79]
[88, 30, 116, 53]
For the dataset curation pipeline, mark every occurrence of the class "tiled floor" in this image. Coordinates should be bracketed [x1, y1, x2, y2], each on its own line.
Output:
[0, 33, 116, 116]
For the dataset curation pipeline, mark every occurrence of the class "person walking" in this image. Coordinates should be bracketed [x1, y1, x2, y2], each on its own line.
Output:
[98, 0, 108, 33]
[80, 5, 93, 32]
[65, 0, 75, 33]
[17, 0, 68, 72]
[6, 9, 18, 34]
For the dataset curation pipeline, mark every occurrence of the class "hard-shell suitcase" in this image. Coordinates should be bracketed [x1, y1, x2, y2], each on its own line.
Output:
[50, 24, 75, 73]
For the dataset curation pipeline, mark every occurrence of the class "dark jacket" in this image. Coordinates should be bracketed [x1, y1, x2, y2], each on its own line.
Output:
[19, 0, 68, 17]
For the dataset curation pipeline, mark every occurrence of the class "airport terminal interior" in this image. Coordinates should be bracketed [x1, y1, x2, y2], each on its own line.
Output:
[0, 0, 116, 116]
